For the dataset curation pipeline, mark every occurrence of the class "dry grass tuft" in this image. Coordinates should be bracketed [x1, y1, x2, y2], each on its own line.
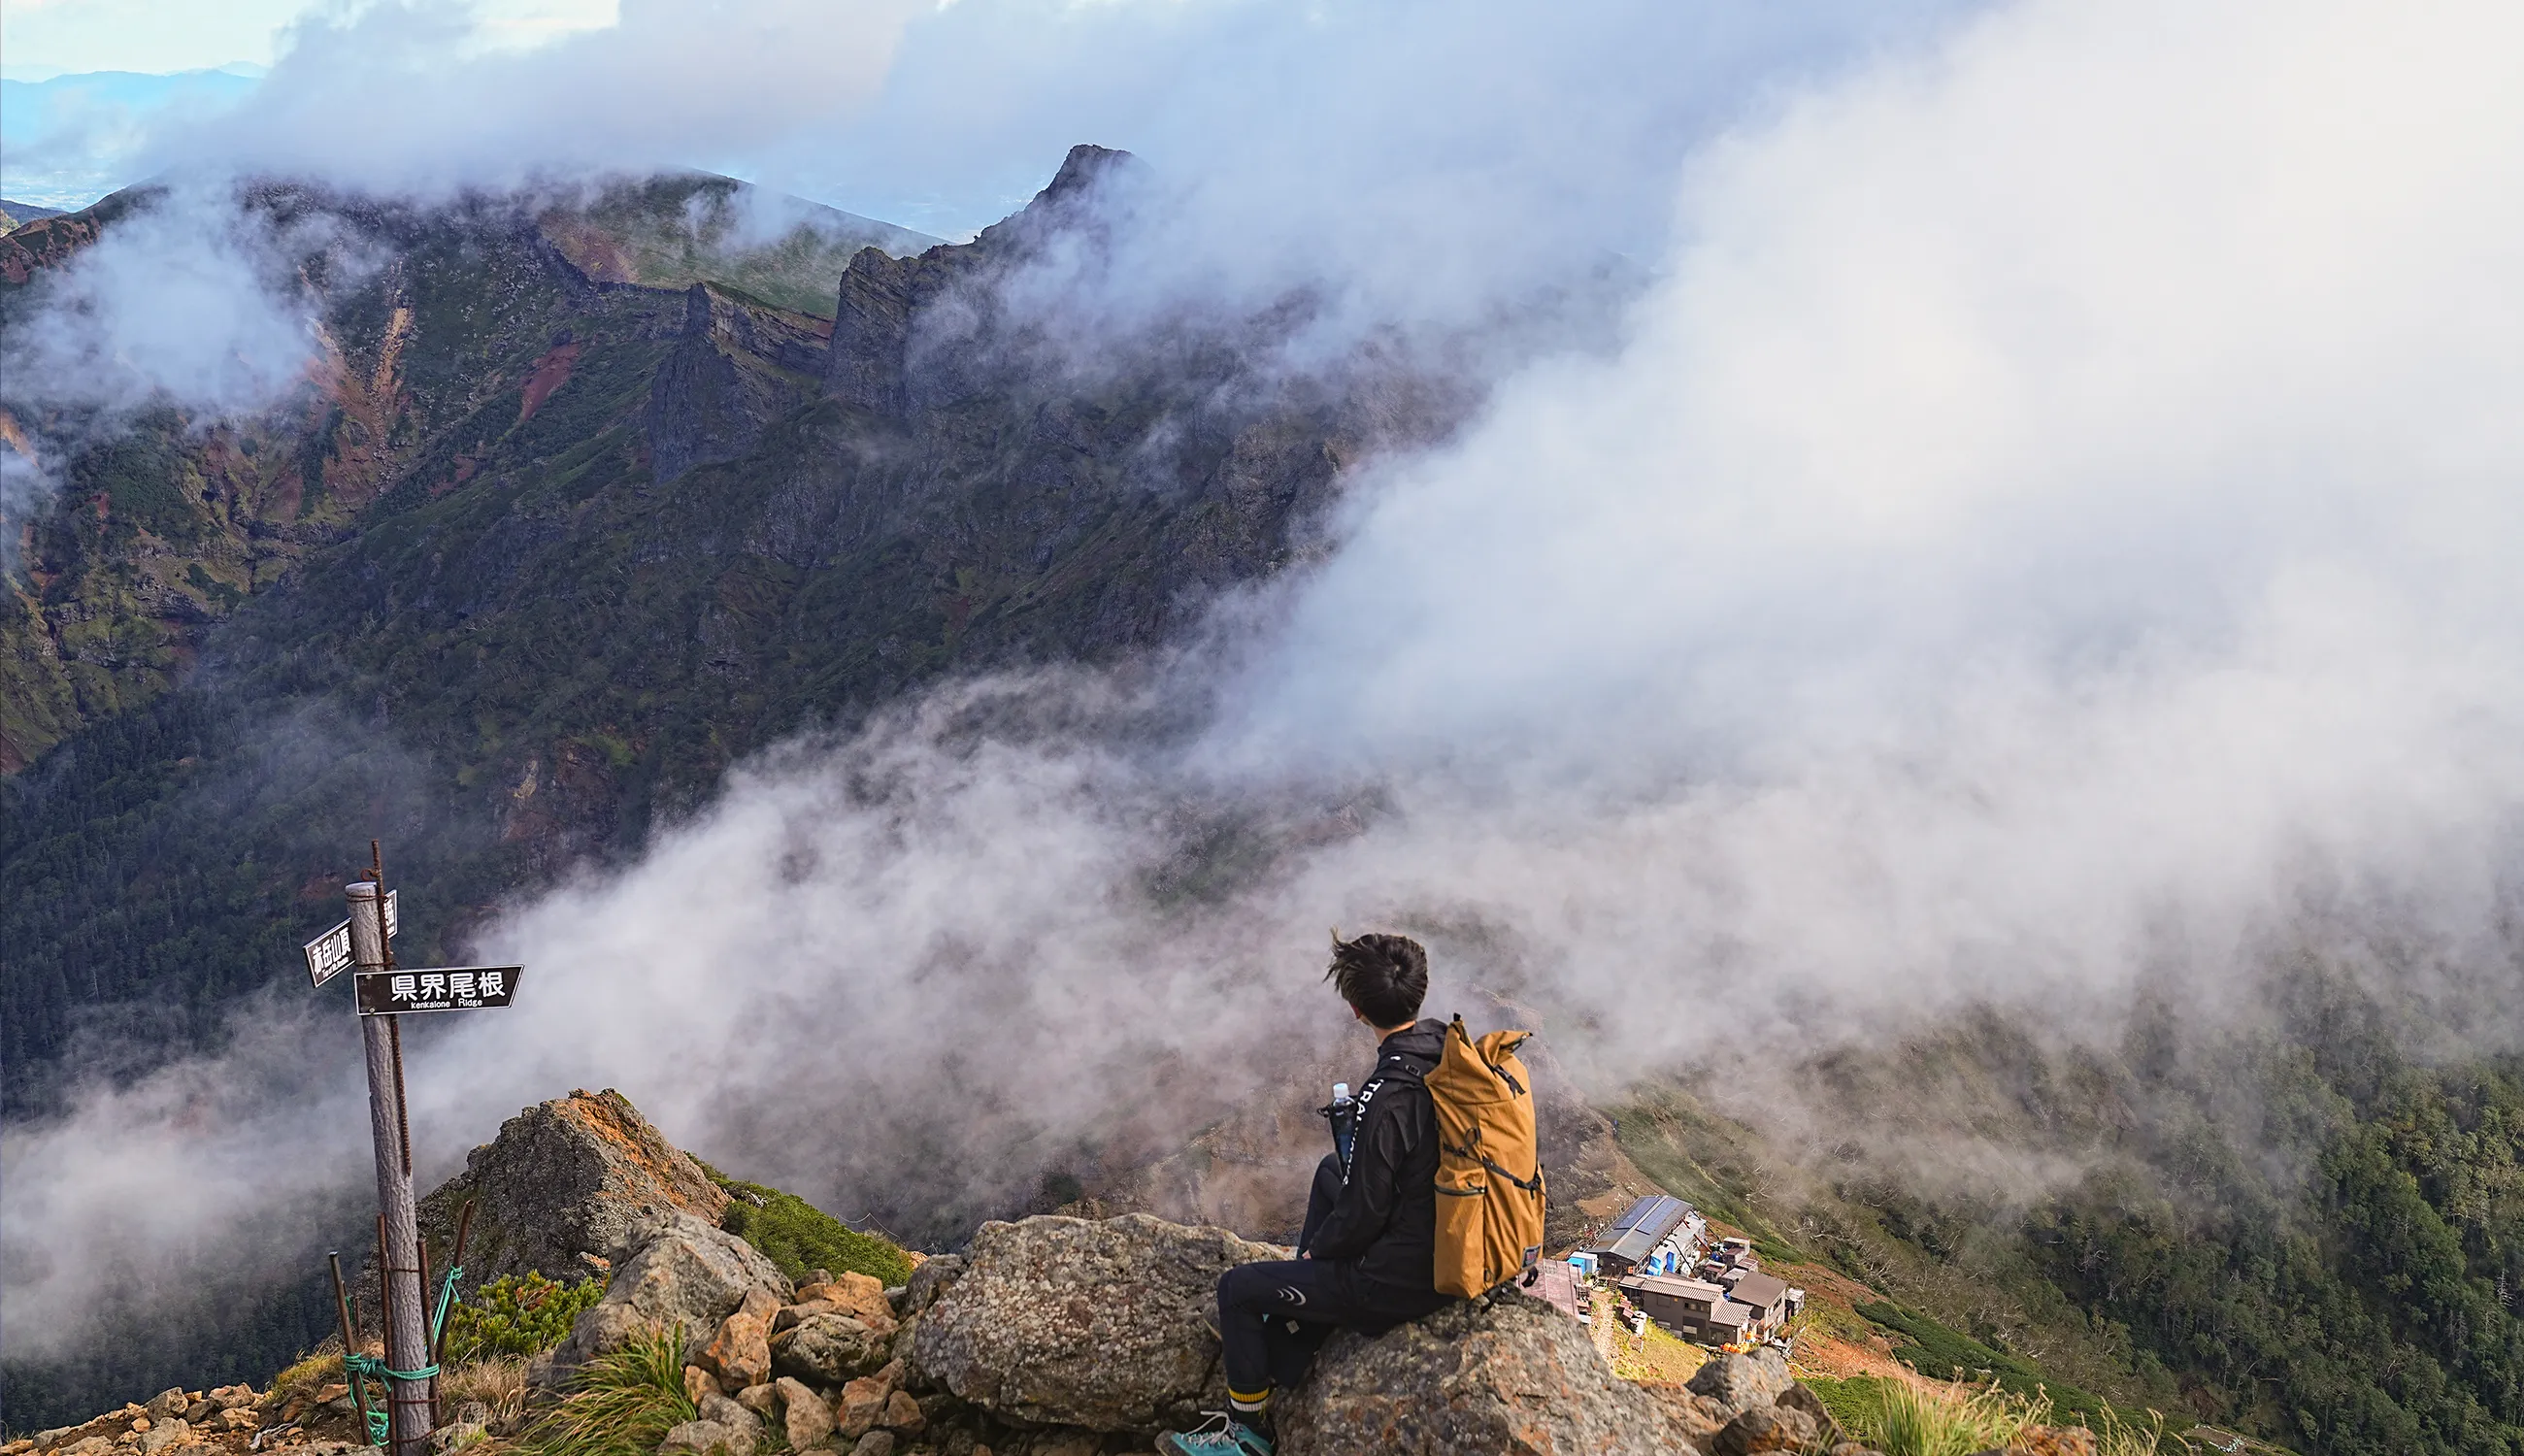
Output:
[1813, 1375, 2170, 1456]
[440, 1356, 531, 1429]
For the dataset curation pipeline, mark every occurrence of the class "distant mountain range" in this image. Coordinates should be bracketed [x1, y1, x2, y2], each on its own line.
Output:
[0, 200, 66, 233]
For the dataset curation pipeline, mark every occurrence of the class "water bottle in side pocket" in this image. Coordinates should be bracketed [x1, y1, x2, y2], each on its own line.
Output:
[1323, 1080, 1359, 1173]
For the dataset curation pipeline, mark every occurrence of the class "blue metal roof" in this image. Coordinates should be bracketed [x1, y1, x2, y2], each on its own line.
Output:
[1583, 1194, 1695, 1265]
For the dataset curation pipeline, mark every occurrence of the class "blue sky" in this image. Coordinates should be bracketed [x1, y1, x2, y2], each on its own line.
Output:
[0, 0, 616, 77]
[0, 0, 622, 206]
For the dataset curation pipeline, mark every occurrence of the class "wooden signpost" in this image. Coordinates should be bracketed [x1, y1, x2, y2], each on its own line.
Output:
[309, 843, 522, 1455]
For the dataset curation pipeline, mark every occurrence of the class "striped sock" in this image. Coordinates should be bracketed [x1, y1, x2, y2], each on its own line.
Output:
[1227, 1385, 1272, 1420]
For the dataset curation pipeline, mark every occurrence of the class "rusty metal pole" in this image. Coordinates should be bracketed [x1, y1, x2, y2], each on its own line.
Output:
[349, 875, 431, 1456]
[328, 1252, 379, 1443]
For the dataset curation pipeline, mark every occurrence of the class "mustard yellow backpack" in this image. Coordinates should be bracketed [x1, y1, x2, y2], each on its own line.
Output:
[1427, 1015, 1547, 1297]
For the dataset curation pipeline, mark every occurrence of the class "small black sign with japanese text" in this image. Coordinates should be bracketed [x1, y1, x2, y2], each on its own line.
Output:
[353, 965, 523, 1015]
[304, 889, 398, 988]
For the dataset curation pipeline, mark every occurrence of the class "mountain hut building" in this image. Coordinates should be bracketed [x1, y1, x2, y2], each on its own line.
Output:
[1580, 1194, 1708, 1278]
[1618, 1267, 1809, 1346]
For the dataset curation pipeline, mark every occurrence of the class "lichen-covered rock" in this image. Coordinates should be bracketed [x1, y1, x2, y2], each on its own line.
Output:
[1775, 1384, 1843, 1445]
[1275, 1287, 1702, 1456]
[836, 1374, 890, 1439]
[420, 1090, 732, 1301]
[1684, 1348, 1793, 1418]
[899, 1256, 964, 1317]
[658, 1419, 752, 1456]
[775, 1378, 834, 1449]
[698, 1391, 761, 1439]
[1641, 1384, 1730, 1444]
[430, 1411, 489, 1454]
[798, 1273, 897, 1332]
[543, 1212, 792, 1380]
[774, 1313, 892, 1386]
[907, 1213, 1282, 1433]
[703, 1309, 775, 1389]
[1713, 1405, 1818, 1455]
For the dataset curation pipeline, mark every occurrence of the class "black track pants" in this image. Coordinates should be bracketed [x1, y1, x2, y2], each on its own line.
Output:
[1217, 1156, 1453, 1399]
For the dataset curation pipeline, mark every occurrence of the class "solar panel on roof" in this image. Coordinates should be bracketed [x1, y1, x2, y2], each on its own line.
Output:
[1605, 1195, 1660, 1235]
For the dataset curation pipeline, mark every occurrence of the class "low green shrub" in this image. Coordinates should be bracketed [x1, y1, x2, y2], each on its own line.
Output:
[444, 1272, 606, 1363]
[1749, 1233, 1808, 1266]
[705, 1172, 914, 1287]
[1855, 1301, 2116, 1429]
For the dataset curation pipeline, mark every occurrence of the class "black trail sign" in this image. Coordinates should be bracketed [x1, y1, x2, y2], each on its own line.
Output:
[304, 888, 397, 986]
[353, 965, 525, 1015]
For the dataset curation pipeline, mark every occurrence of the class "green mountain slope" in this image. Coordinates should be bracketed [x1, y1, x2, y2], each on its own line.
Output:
[1612, 990, 2524, 1456]
[1, 149, 1445, 1113]
[539, 171, 942, 317]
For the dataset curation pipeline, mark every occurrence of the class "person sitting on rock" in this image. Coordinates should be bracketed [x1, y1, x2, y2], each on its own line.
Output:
[1160, 932, 1455, 1456]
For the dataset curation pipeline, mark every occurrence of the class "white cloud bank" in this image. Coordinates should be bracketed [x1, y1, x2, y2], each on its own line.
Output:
[1, 193, 330, 419]
[11, 0, 2524, 1366]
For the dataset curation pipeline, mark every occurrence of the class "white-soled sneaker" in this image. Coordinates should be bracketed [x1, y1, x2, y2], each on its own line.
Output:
[1157, 1412, 1274, 1456]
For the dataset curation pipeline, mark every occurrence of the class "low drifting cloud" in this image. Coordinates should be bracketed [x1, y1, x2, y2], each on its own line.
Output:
[11, 0, 2524, 1377]
[1, 189, 334, 421]
[139, 0, 1955, 340]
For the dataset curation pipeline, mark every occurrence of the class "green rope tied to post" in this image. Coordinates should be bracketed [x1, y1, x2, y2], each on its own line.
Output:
[343, 1265, 463, 1448]
[429, 1263, 463, 1355]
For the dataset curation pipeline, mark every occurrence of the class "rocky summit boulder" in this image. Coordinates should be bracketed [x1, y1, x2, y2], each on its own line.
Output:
[1686, 1346, 1794, 1418]
[420, 1088, 732, 1298]
[772, 1309, 894, 1386]
[1275, 1286, 1705, 1456]
[541, 1211, 792, 1381]
[907, 1212, 1285, 1433]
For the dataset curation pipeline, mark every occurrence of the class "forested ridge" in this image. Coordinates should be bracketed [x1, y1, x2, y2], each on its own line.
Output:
[2036, 1048, 2524, 1453]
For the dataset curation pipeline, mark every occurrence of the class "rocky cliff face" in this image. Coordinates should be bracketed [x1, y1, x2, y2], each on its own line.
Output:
[417, 1089, 733, 1300]
[648, 282, 829, 483]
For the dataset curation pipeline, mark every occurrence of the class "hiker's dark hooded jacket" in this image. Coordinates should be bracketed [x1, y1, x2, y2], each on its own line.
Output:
[1306, 1017, 1445, 1291]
